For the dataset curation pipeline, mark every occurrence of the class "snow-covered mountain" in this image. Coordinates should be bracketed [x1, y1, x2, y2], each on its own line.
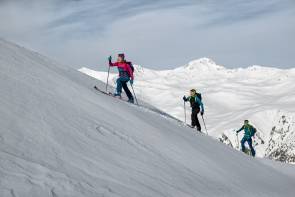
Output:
[1, 39, 295, 196]
[80, 58, 295, 164]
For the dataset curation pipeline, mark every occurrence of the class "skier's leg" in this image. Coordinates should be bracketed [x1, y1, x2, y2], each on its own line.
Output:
[115, 78, 123, 96]
[122, 80, 134, 102]
[192, 108, 201, 131]
[247, 138, 256, 157]
[191, 111, 196, 128]
[241, 137, 247, 153]
[195, 110, 201, 132]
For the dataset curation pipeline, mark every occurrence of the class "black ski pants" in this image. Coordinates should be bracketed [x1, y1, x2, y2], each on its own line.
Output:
[191, 107, 201, 131]
[122, 81, 133, 100]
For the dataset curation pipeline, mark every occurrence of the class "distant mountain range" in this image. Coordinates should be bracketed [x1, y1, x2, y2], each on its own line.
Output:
[80, 58, 295, 163]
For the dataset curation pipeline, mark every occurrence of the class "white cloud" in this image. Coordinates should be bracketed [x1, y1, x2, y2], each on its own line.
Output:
[0, 0, 294, 69]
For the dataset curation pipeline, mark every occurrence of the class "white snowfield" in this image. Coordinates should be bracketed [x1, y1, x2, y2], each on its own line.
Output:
[80, 58, 295, 163]
[1, 39, 295, 197]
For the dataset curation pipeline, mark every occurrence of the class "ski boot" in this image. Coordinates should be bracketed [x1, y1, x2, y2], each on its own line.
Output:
[128, 98, 134, 104]
[113, 93, 122, 99]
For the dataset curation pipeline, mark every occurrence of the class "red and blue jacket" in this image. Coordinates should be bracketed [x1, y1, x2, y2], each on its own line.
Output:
[109, 61, 134, 80]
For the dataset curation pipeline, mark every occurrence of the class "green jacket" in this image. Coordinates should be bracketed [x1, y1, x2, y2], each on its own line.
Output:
[184, 96, 204, 112]
[237, 124, 256, 138]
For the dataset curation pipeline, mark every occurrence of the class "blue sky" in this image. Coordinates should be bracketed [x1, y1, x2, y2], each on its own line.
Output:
[0, 0, 294, 70]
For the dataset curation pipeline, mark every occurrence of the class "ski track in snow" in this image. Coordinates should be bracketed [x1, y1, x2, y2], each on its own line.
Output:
[1, 39, 295, 196]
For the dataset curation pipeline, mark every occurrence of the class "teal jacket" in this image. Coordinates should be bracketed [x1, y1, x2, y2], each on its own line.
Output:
[185, 96, 204, 112]
[237, 124, 256, 139]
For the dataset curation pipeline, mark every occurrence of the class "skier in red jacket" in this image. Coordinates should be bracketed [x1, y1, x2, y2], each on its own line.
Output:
[109, 53, 134, 103]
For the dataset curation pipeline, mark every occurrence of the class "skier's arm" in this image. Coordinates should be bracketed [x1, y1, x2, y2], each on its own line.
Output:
[109, 61, 118, 67]
[196, 97, 204, 112]
[183, 96, 190, 102]
[108, 56, 115, 67]
[236, 126, 244, 133]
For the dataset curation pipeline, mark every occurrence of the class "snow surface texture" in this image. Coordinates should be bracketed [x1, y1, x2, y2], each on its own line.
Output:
[80, 58, 295, 164]
[1, 39, 295, 196]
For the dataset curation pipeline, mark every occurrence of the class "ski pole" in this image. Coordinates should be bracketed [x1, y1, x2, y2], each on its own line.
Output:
[106, 64, 111, 92]
[184, 101, 187, 124]
[236, 133, 240, 150]
[201, 115, 208, 135]
[130, 84, 139, 105]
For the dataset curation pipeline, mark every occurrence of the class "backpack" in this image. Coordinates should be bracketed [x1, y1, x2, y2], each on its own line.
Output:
[189, 93, 202, 108]
[251, 127, 257, 137]
[126, 61, 134, 73]
[196, 93, 202, 101]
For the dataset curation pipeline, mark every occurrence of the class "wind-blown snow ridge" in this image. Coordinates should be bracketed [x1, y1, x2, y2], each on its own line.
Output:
[80, 57, 295, 164]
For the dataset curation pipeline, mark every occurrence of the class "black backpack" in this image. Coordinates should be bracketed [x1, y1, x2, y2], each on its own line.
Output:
[126, 61, 134, 73]
[251, 127, 257, 137]
[196, 93, 202, 101]
[189, 93, 202, 108]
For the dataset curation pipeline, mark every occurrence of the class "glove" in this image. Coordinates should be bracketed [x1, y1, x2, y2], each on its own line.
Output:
[130, 79, 134, 85]
[183, 96, 187, 101]
[201, 111, 204, 116]
[108, 56, 112, 62]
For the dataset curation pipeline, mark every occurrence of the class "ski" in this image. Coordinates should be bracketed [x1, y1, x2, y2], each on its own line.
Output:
[94, 86, 112, 96]
[94, 86, 134, 104]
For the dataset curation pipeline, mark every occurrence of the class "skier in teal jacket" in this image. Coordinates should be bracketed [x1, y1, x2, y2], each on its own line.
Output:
[183, 89, 204, 131]
[236, 120, 256, 157]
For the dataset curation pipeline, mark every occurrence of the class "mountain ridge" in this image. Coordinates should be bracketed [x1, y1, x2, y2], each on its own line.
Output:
[133, 57, 295, 73]
[80, 57, 295, 164]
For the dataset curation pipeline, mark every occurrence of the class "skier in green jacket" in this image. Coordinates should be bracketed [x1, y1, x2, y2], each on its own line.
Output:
[236, 120, 256, 157]
[183, 89, 204, 132]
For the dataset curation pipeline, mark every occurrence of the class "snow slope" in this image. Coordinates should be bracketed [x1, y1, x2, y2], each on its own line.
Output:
[1, 39, 295, 197]
[80, 58, 295, 163]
